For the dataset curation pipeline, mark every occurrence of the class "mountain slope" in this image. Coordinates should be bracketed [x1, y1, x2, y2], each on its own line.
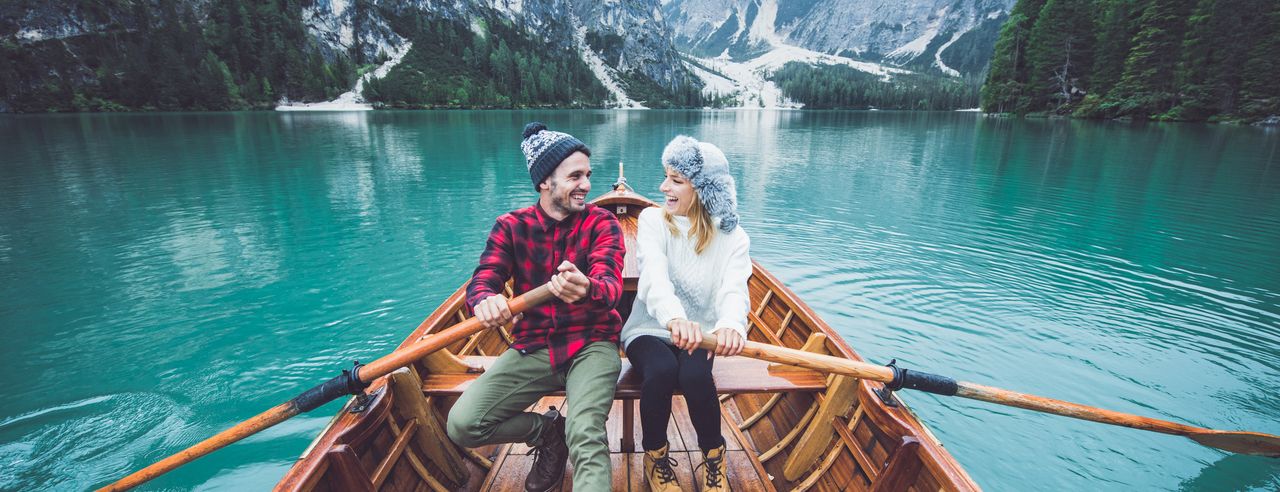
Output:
[664, 0, 1015, 77]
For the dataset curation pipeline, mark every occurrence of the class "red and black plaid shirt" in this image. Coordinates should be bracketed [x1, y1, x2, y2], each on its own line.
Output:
[466, 202, 625, 371]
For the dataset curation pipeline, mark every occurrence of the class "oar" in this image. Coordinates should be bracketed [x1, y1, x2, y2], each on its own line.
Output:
[698, 337, 1280, 457]
[99, 285, 554, 491]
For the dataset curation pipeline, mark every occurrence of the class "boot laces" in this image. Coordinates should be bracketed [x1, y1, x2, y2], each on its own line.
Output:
[526, 408, 562, 476]
[653, 454, 679, 484]
[696, 453, 724, 488]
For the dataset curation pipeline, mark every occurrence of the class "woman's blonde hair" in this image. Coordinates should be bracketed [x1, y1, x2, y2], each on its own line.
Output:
[663, 186, 717, 255]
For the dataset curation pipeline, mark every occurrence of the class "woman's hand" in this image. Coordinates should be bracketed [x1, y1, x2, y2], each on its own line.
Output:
[667, 318, 702, 354]
[712, 328, 745, 358]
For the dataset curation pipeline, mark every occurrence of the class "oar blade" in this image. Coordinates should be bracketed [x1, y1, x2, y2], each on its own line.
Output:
[1189, 430, 1280, 457]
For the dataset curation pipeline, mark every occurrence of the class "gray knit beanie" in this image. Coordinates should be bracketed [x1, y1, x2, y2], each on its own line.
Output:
[520, 122, 590, 188]
[661, 135, 739, 232]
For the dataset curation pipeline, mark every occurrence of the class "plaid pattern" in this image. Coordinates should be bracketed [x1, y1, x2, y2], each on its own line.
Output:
[467, 202, 625, 371]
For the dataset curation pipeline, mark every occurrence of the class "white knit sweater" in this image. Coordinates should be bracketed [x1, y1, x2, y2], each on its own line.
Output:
[620, 207, 752, 348]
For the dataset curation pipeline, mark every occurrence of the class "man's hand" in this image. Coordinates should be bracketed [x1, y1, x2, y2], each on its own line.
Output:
[711, 328, 745, 358]
[474, 294, 515, 329]
[668, 318, 702, 354]
[547, 260, 590, 303]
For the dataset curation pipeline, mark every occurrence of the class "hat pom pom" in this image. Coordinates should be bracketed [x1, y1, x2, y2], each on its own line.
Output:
[720, 214, 739, 232]
[522, 122, 547, 139]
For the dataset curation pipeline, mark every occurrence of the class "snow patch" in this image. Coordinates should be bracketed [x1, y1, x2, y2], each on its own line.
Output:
[887, 24, 938, 60]
[934, 32, 962, 77]
[16, 28, 46, 42]
[572, 23, 644, 108]
[987, 10, 1003, 20]
[681, 0, 914, 109]
[748, 0, 785, 46]
[887, 8, 947, 61]
[752, 45, 907, 79]
[339, 26, 354, 48]
[492, 0, 524, 15]
[728, 5, 748, 42]
[686, 44, 908, 108]
[685, 60, 737, 95]
[276, 42, 412, 111]
[690, 54, 795, 108]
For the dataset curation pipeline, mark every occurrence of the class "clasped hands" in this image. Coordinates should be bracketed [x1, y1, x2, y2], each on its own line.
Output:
[667, 318, 745, 358]
[474, 261, 589, 329]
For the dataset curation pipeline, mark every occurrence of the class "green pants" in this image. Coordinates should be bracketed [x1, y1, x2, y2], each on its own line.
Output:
[445, 341, 621, 490]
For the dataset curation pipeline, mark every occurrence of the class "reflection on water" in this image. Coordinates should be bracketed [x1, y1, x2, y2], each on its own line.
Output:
[1178, 454, 1280, 491]
[0, 111, 1277, 491]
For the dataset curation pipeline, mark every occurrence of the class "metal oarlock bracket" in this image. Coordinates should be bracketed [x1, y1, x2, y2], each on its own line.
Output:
[875, 359, 902, 407]
[874, 358, 959, 407]
[346, 360, 374, 413]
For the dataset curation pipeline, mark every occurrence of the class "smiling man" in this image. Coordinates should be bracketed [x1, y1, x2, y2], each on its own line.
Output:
[446, 122, 625, 492]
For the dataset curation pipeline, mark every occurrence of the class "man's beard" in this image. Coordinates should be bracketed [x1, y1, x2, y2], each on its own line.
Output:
[548, 181, 585, 215]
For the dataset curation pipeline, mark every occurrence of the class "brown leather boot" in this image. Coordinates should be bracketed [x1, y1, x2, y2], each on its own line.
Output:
[524, 406, 568, 492]
[697, 445, 728, 491]
[642, 442, 682, 492]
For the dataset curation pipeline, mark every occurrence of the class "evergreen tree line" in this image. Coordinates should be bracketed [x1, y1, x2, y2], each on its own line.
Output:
[981, 0, 1280, 121]
[769, 62, 983, 110]
[1, 0, 355, 112]
[362, 12, 709, 109]
[362, 13, 609, 108]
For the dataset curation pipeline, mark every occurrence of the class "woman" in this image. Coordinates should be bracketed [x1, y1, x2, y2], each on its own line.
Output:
[620, 135, 751, 492]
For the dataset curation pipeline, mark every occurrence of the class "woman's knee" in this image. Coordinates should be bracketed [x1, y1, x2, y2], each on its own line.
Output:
[640, 359, 678, 393]
[677, 364, 716, 393]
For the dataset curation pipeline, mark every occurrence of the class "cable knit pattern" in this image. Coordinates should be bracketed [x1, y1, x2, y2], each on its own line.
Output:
[621, 207, 752, 348]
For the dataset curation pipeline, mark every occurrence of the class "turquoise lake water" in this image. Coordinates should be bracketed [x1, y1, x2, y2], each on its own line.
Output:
[1, 110, 1278, 491]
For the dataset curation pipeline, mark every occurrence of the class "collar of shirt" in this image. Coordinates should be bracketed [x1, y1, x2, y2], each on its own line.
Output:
[533, 201, 583, 232]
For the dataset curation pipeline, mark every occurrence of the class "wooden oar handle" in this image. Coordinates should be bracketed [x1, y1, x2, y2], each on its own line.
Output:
[360, 285, 553, 380]
[696, 337, 897, 382]
[99, 285, 554, 491]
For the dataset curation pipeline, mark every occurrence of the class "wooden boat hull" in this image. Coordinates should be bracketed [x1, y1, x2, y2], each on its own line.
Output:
[277, 189, 979, 491]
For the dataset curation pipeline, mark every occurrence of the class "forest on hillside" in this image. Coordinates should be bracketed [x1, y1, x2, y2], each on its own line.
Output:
[770, 63, 983, 110]
[981, 0, 1279, 122]
[0, 0, 354, 112]
[0, 0, 712, 112]
[362, 13, 707, 109]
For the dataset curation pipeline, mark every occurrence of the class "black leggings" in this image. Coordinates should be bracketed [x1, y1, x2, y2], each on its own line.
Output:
[625, 335, 726, 452]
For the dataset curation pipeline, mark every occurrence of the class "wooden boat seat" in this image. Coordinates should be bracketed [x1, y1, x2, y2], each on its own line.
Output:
[421, 355, 827, 453]
[420, 355, 828, 398]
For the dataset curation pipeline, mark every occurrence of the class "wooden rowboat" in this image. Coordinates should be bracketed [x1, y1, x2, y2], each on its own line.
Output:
[276, 180, 980, 491]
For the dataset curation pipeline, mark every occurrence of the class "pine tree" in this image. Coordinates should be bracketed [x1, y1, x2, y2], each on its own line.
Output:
[1107, 0, 1196, 118]
[1089, 0, 1139, 98]
[1026, 0, 1096, 111]
[1237, 1, 1280, 118]
[981, 0, 1048, 112]
[1170, 0, 1257, 119]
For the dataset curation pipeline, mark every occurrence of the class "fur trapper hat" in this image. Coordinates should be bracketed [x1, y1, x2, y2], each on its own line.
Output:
[662, 135, 739, 232]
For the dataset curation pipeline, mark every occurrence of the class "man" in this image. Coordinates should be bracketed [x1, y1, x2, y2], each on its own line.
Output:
[446, 122, 625, 492]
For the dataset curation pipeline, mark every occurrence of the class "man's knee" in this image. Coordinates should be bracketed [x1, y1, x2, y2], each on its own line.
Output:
[445, 405, 487, 448]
